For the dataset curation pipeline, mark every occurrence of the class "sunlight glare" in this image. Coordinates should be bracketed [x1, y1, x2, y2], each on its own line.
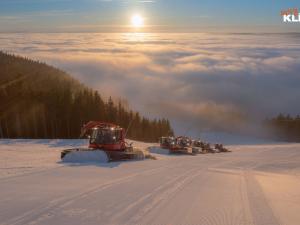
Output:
[131, 14, 144, 28]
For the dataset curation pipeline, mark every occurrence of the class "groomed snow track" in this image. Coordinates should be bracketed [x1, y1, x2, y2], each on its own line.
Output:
[1, 140, 300, 225]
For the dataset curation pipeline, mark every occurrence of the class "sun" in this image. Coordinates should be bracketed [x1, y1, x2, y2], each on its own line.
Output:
[131, 14, 144, 28]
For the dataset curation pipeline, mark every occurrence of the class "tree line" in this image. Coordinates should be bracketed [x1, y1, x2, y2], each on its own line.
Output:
[266, 114, 300, 142]
[0, 51, 173, 142]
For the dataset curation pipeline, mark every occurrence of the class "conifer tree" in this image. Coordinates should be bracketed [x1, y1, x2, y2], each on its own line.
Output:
[0, 51, 174, 142]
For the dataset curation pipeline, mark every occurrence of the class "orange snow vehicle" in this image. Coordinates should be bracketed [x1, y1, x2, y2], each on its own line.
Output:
[61, 121, 144, 162]
[159, 136, 196, 155]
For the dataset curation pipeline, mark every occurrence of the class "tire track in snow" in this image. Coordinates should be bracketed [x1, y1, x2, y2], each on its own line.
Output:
[108, 167, 200, 224]
[0, 165, 169, 225]
[191, 171, 251, 225]
[197, 207, 247, 225]
[109, 160, 235, 224]
[238, 173, 255, 225]
[197, 164, 279, 225]
[0, 164, 65, 183]
[245, 172, 281, 225]
[124, 168, 205, 225]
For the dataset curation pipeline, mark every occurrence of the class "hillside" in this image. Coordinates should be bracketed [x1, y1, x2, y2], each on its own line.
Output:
[0, 51, 173, 141]
[266, 114, 300, 142]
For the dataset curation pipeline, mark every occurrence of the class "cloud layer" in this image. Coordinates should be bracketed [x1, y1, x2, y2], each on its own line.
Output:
[1, 32, 300, 135]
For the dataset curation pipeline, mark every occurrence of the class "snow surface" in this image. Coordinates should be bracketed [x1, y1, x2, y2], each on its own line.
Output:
[1, 139, 300, 225]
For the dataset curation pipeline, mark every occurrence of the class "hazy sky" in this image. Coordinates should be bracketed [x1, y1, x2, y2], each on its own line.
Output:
[1, 33, 300, 136]
[0, 0, 300, 32]
[1, 1, 300, 136]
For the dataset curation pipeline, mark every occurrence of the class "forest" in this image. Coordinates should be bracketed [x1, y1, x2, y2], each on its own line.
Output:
[0, 52, 173, 142]
[266, 114, 300, 142]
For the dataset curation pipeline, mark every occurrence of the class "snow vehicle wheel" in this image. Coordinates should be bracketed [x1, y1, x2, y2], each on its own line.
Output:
[192, 147, 201, 154]
[133, 149, 145, 160]
[125, 146, 134, 153]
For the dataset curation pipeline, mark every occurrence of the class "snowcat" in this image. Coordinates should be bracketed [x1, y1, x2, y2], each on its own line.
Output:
[193, 140, 217, 154]
[176, 136, 199, 155]
[61, 121, 145, 162]
[214, 144, 231, 152]
[159, 136, 195, 155]
[159, 136, 176, 149]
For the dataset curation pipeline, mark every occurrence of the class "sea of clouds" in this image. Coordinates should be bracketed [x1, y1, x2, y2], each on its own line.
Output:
[1, 32, 300, 136]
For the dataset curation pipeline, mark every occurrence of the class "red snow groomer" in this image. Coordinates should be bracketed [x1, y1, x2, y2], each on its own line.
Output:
[159, 136, 176, 149]
[159, 136, 195, 155]
[175, 136, 197, 155]
[61, 121, 144, 162]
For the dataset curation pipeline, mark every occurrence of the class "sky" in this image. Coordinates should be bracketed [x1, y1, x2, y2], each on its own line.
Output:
[1, 32, 300, 137]
[0, 0, 300, 32]
[1, 1, 300, 137]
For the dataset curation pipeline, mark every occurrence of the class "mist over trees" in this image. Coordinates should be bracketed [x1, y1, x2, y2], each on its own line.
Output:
[266, 114, 300, 142]
[0, 52, 173, 142]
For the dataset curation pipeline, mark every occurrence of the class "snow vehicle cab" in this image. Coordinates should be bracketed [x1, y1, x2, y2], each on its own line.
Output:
[176, 136, 192, 147]
[159, 136, 176, 149]
[193, 140, 216, 154]
[175, 136, 198, 154]
[159, 136, 194, 155]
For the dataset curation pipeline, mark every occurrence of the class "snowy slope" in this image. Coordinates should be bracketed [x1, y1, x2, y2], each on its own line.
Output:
[1, 139, 300, 225]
